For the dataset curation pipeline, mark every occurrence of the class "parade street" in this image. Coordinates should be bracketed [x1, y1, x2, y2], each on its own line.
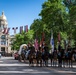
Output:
[0, 57, 76, 75]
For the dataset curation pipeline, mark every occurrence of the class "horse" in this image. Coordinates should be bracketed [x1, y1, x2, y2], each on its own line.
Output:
[64, 47, 75, 68]
[61, 50, 66, 67]
[28, 46, 37, 66]
[52, 50, 58, 67]
[66, 50, 74, 67]
[42, 46, 49, 67]
[36, 47, 42, 67]
[49, 53, 53, 66]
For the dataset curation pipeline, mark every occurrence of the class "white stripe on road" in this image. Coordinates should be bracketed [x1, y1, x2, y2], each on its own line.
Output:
[0, 70, 76, 74]
[0, 71, 50, 73]
[57, 71, 76, 73]
[0, 64, 29, 66]
[46, 67, 76, 73]
[0, 64, 76, 68]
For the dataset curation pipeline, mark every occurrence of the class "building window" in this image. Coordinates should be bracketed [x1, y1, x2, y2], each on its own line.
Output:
[1, 35, 6, 39]
[1, 25, 4, 30]
[1, 41, 6, 45]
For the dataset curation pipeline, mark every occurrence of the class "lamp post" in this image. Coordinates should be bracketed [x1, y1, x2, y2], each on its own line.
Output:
[12, 27, 18, 35]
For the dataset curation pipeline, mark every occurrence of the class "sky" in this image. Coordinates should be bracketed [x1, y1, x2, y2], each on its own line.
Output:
[0, 0, 47, 35]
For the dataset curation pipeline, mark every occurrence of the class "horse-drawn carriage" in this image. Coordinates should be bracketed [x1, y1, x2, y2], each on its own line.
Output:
[18, 44, 28, 62]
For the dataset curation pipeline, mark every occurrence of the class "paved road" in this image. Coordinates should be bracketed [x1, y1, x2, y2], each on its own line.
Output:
[0, 57, 76, 75]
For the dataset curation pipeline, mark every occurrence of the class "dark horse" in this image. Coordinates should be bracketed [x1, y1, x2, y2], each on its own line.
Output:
[52, 50, 58, 67]
[28, 46, 37, 66]
[36, 47, 42, 66]
[65, 49, 74, 68]
[42, 46, 49, 66]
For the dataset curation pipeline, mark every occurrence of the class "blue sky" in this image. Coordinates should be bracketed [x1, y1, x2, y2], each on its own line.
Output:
[0, 0, 47, 35]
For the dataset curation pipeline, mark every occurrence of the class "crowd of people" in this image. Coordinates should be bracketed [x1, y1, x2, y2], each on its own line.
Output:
[18, 43, 76, 68]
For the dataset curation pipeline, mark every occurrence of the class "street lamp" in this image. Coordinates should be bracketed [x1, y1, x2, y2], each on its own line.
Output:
[12, 27, 18, 35]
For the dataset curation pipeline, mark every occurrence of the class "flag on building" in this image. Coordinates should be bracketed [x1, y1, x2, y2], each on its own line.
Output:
[50, 31, 54, 52]
[20, 26, 23, 34]
[5, 28, 10, 34]
[2, 28, 7, 34]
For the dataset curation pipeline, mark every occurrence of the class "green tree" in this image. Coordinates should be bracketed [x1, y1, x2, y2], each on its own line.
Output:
[63, 0, 76, 47]
[30, 19, 45, 42]
[30, 0, 69, 48]
[11, 30, 34, 51]
[39, 0, 68, 46]
[69, 5, 76, 47]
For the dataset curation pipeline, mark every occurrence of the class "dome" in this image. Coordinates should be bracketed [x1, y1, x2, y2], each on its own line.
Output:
[1, 11, 7, 20]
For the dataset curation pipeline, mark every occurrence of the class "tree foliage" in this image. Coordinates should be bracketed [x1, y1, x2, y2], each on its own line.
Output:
[12, 0, 76, 50]
[11, 30, 34, 50]
[30, 0, 68, 47]
[69, 5, 76, 46]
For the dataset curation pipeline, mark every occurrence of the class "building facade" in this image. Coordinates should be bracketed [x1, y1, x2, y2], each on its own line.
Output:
[0, 11, 11, 56]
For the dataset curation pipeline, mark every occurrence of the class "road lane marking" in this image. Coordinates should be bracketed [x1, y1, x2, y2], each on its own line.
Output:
[57, 71, 76, 73]
[0, 64, 29, 66]
[0, 64, 76, 67]
[0, 71, 50, 73]
[23, 69, 38, 71]
[46, 67, 76, 73]
[0, 70, 76, 73]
